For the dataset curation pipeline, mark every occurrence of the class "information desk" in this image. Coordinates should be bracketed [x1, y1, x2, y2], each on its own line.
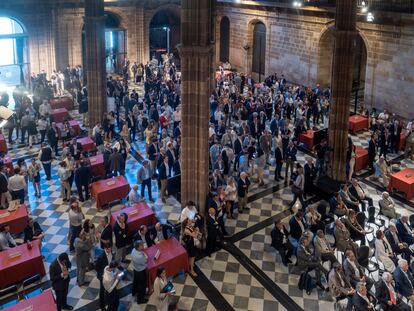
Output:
[110, 202, 157, 237]
[0, 204, 28, 234]
[0, 240, 45, 289]
[389, 168, 414, 200]
[144, 238, 189, 288]
[3, 289, 57, 311]
[50, 108, 69, 123]
[91, 176, 130, 210]
[349, 115, 369, 133]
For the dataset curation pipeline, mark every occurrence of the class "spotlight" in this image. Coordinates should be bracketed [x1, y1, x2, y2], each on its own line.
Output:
[293, 1, 302, 7]
[367, 12, 374, 22]
[361, 6, 368, 13]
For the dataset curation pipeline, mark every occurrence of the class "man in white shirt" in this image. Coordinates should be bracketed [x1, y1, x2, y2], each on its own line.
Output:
[131, 240, 148, 304]
[128, 184, 142, 204]
[39, 100, 51, 117]
[103, 262, 122, 311]
[0, 224, 16, 250]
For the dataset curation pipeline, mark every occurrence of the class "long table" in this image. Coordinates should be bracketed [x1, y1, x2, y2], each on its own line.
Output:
[77, 137, 96, 153]
[56, 120, 81, 138]
[144, 238, 189, 288]
[389, 168, 414, 200]
[349, 115, 369, 133]
[110, 202, 157, 237]
[354, 146, 369, 172]
[50, 108, 69, 123]
[87, 154, 105, 177]
[0, 240, 45, 289]
[50, 96, 74, 111]
[299, 130, 314, 150]
[0, 204, 28, 234]
[4, 289, 57, 311]
[91, 176, 130, 210]
[0, 134, 8, 154]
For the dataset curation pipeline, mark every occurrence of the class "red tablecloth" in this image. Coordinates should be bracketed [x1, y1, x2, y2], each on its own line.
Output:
[349, 115, 369, 133]
[389, 168, 414, 200]
[50, 108, 69, 123]
[0, 204, 28, 234]
[56, 120, 81, 138]
[3, 289, 57, 311]
[0, 134, 8, 154]
[50, 97, 74, 111]
[110, 202, 157, 237]
[144, 238, 189, 287]
[299, 130, 314, 150]
[354, 146, 369, 172]
[0, 240, 45, 289]
[0, 155, 14, 174]
[77, 137, 96, 152]
[88, 154, 105, 177]
[91, 176, 130, 210]
[399, 131, 406, 151]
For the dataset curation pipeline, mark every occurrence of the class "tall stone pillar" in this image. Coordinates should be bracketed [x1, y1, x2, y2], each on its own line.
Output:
[328, 0, 357, 182]
[84, 0, 106, 128]
[179, 0, 215, 216]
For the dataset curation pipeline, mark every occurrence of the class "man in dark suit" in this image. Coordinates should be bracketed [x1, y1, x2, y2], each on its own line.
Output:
[147, 137, 159, 177]
[134, 225, 155, 248]
[47, 123, 59, 156]
[99, 216, 113, 249]
[304, 158, 316, 198]
[352, 283, 375, 311]
[49, 253, 72, 311]
[396, 216, 414, 245]
[158, 157, 169, 203]
[74, 161, 92, 202]
[0, 165, 10, 208]
[96, 242, 113, 311]
[206, 207, 220, 257]
[343, 249, 374, 290]
[348, 179, 373, 212]
[385, 223, 412, 264]
[288, 211, 306, 241]
[270, 219, 293, 266]
[151, 222, 172, 243]
[393, 259, 414, 303]
[368, 134, 377, 170]
[284, 140, 297, 182]
[274, 144, 284, 181]
[375, 272, 411, 311]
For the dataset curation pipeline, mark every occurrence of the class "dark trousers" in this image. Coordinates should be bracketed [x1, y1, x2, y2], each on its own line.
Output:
[275, 162, 283, 179]
[105, 289, 119, 311]
[206, 236, 218, 256]
[55, 285, 69, 311]
[132, 269, 147, 301]
[141, 178, 152, 200]
[275, 242, 293, 265]
[68, 173, 74, 189]
[40, 130, 46, 143]
[8, 127, 14, 143]
[69, 225, 82, 251]
[11, 189, 25, 204]
[99, 279, 105, 309]
[51, 141, 58, 156]
[77, 184, 89, 201]
[42, 162, 52, 180]
[21, 127, 27, 143]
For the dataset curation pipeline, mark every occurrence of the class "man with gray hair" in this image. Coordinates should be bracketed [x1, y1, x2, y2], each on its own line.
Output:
[352, 282, 375, 310]
[375, 272, 410, 311]
[393, 259, 414, 305]
[385, 222, 412, 265]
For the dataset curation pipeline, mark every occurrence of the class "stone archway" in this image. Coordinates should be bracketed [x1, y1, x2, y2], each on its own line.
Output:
[219, 16, 230, 63]
[246, 19, 266, 81]
[149, 7, 181, 66]
[317, 27, 367, 112]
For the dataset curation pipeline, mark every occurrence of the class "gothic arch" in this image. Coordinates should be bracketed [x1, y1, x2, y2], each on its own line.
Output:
[219, 16, 230, 63]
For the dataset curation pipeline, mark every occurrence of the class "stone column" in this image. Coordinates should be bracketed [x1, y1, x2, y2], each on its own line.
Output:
[84, 0, 106, 128]
[328, 0, 357, 182]
[179, 0, 215, 216]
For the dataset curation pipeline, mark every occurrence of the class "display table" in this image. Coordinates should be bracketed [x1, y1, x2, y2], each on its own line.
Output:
[144, 238, 189, 288]
[3, 289, 57, 311]
[349, 115, 369, 133]
[0, 204, 28, 234]
[0, 240, 45, 289]
[0, 155, 14, 174]
[389, 168, 414, 200]
[77, 137, 96, 152]
[56, 120, 81, 138]
[50, 96, 74, 111]
[354, 146, 369, 172]
[91, 176, 130, 210]
[0, 134, 8, 154]
[50, 108, 69, 123]
[399, 131, 406, 151]
[87, 154, 105, 177]
[299, 130, 314, 150]
[110, 202, 157, 237]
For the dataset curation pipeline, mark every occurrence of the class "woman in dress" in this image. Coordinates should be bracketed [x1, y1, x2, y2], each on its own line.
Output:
[152, 267, 172, 311]
[181, 218, 199, 277]
[28, 158, 41, 198]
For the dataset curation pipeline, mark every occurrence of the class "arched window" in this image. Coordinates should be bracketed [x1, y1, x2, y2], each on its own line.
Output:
[0, 17, 28, 86]
[252, 22, 266, 81]
[220, 17, 230, 63]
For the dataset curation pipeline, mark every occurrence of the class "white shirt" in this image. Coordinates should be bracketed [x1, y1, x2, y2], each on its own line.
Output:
[102, 267, 120, 294]
[180, 206, 197, 222]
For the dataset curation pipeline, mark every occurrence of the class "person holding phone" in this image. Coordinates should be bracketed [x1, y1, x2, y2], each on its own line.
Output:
[152, 267, 173, 311]
[103, 261, 123, 311]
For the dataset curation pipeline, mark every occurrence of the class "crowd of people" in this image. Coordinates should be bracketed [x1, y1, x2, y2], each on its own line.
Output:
[1, 50, 414, 311]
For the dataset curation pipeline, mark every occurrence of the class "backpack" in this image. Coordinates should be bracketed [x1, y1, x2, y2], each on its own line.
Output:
[298, 271, 316, 294]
